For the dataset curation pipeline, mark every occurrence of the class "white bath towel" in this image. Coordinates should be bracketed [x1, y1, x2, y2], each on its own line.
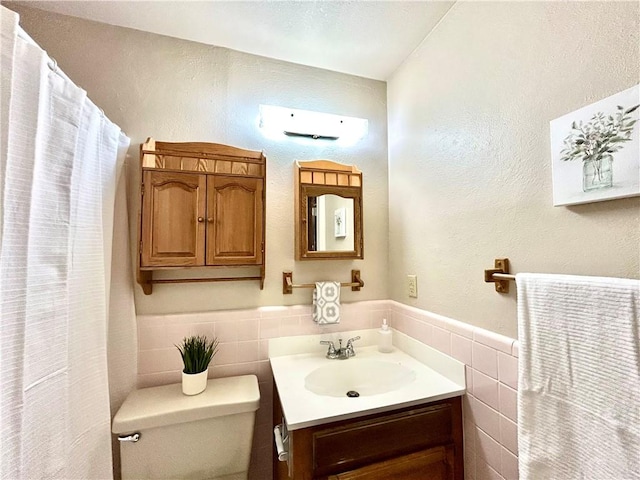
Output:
[517, 273, 640, 480]
[313, 282, 341, 325]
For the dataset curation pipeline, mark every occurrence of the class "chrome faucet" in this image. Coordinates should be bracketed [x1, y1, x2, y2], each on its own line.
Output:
[320, 336, 361, 360]
[344, 336, 360, 358]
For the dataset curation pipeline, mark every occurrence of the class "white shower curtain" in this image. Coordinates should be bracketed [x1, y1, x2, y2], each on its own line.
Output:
[1, 7, 131, 479]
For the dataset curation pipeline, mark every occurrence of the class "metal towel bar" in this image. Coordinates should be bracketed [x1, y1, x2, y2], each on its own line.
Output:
[282, 270, 364, 294]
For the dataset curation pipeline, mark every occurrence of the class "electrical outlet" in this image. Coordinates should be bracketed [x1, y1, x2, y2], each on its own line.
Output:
[408, 275, 418, 298]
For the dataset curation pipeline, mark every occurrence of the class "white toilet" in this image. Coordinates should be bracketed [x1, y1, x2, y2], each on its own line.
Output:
[112, 375, 260, 480]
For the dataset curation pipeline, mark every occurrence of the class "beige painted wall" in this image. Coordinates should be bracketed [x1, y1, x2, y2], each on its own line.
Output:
[12, 2, 639, 338]
[387, 1, 640, 338]
[11, 5, 389, 315]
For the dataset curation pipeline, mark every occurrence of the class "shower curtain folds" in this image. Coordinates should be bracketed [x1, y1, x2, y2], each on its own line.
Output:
[0, 7, 131, 479]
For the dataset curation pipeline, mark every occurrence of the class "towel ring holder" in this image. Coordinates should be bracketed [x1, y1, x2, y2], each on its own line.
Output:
[282, 270, 363, 294]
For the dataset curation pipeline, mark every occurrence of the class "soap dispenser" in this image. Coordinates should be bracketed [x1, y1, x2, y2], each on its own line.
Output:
[378, 319, 393, 353]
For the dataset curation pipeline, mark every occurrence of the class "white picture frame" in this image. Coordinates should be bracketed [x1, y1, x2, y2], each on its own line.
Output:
[334, 207, 346, 238]
[550, 84, 639, 206]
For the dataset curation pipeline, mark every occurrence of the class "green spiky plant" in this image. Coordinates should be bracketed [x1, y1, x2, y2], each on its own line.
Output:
[176, 335, 219, 374]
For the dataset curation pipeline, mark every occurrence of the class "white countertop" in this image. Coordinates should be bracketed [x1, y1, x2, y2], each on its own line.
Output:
[270, 330, 466, 430]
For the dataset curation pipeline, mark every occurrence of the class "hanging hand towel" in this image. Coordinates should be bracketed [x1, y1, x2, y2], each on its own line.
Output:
[516, 273, 640, 480]
[313, 282, 341, 325]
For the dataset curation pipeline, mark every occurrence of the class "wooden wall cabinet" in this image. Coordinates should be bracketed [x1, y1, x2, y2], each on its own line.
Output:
[137, 138, 266, 294]
[273, 386, 464, 480]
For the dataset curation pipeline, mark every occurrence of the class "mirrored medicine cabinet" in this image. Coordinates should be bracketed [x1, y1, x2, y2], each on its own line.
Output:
[294, 160, 363, 260]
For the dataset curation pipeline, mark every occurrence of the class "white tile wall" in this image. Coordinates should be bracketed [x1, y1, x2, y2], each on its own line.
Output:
[136, 301, 390, 479]
[473, 369, 500, 409]
[136, 300, 519, 480]
[388, 301, 519, 480]
[472, 342, 499, 378]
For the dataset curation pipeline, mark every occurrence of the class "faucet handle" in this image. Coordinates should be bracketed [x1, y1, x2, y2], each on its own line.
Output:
[320, 340, 337, 357]
[344, 336, 361, 358]
[346, 336, 361, 346]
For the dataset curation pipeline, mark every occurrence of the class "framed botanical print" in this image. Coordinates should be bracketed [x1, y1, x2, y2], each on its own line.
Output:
[550, 84, 639, 206]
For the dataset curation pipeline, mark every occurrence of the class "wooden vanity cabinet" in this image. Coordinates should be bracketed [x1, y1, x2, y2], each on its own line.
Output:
[273, 389, 463, 480]
[137, 138, 266, 294]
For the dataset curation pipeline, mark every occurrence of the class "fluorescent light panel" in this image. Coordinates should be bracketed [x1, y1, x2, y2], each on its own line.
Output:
[259, 105, 368, 144]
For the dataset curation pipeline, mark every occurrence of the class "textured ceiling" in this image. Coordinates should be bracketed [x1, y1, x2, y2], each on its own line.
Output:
[11, 1, 455, 80]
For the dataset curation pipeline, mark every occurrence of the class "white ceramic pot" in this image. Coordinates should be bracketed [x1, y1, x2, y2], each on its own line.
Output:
[182, 370, 208, 395]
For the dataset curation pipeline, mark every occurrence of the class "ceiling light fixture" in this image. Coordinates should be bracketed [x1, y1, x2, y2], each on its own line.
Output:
[259, 105, 368, 145]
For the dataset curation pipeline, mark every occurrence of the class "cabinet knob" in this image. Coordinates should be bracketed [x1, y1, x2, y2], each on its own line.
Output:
[207, 217, 214, 223]
[197, 217, 204, 223]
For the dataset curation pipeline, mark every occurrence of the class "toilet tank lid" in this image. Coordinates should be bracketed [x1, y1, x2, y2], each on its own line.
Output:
[112, 375, 260, 434]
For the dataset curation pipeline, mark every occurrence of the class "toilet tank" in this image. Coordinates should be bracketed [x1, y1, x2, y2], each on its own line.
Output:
[112, 375, 260, 480]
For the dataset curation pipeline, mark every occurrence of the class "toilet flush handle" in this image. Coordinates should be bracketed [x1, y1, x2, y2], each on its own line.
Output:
[117, 433, 140, 443]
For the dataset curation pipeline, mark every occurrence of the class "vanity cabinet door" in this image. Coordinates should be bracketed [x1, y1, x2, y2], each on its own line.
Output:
[328, 446, 454, 480]
[206, 175, 264, 266]
[273, 391, 464, 480]
[141, 171, 206, 267]
[312, 403, 453, 476]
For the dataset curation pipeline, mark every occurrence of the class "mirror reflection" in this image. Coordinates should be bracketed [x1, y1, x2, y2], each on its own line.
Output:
[307, 195, 354, 252]
[295, 159, 363, 260]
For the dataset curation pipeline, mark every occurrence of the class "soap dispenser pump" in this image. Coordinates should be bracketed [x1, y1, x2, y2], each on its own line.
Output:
[378, 319, 393, 353]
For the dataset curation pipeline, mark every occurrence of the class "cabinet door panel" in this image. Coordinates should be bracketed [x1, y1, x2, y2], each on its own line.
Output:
[141, 171, 205, 266]
[328, 447, 453, 480]
[313, 403, 452, 476]
[207, 176, 264, 265]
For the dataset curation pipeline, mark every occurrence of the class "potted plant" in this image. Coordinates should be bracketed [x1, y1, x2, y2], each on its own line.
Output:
[176, 335, 219, 395]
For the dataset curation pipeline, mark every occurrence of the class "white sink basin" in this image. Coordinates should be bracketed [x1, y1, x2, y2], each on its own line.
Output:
[304, 359, 416, 397]
[271, 339, 466, 429]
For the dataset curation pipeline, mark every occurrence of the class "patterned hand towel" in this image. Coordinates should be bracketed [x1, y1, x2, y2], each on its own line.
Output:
[312, 282, 341, 324]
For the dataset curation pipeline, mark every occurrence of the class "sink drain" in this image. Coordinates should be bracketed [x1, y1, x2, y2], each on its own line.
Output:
[346, 390, 360, 398]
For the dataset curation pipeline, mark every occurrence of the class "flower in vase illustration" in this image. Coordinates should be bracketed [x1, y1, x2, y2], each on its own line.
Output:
[560, 103, 639, 191]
